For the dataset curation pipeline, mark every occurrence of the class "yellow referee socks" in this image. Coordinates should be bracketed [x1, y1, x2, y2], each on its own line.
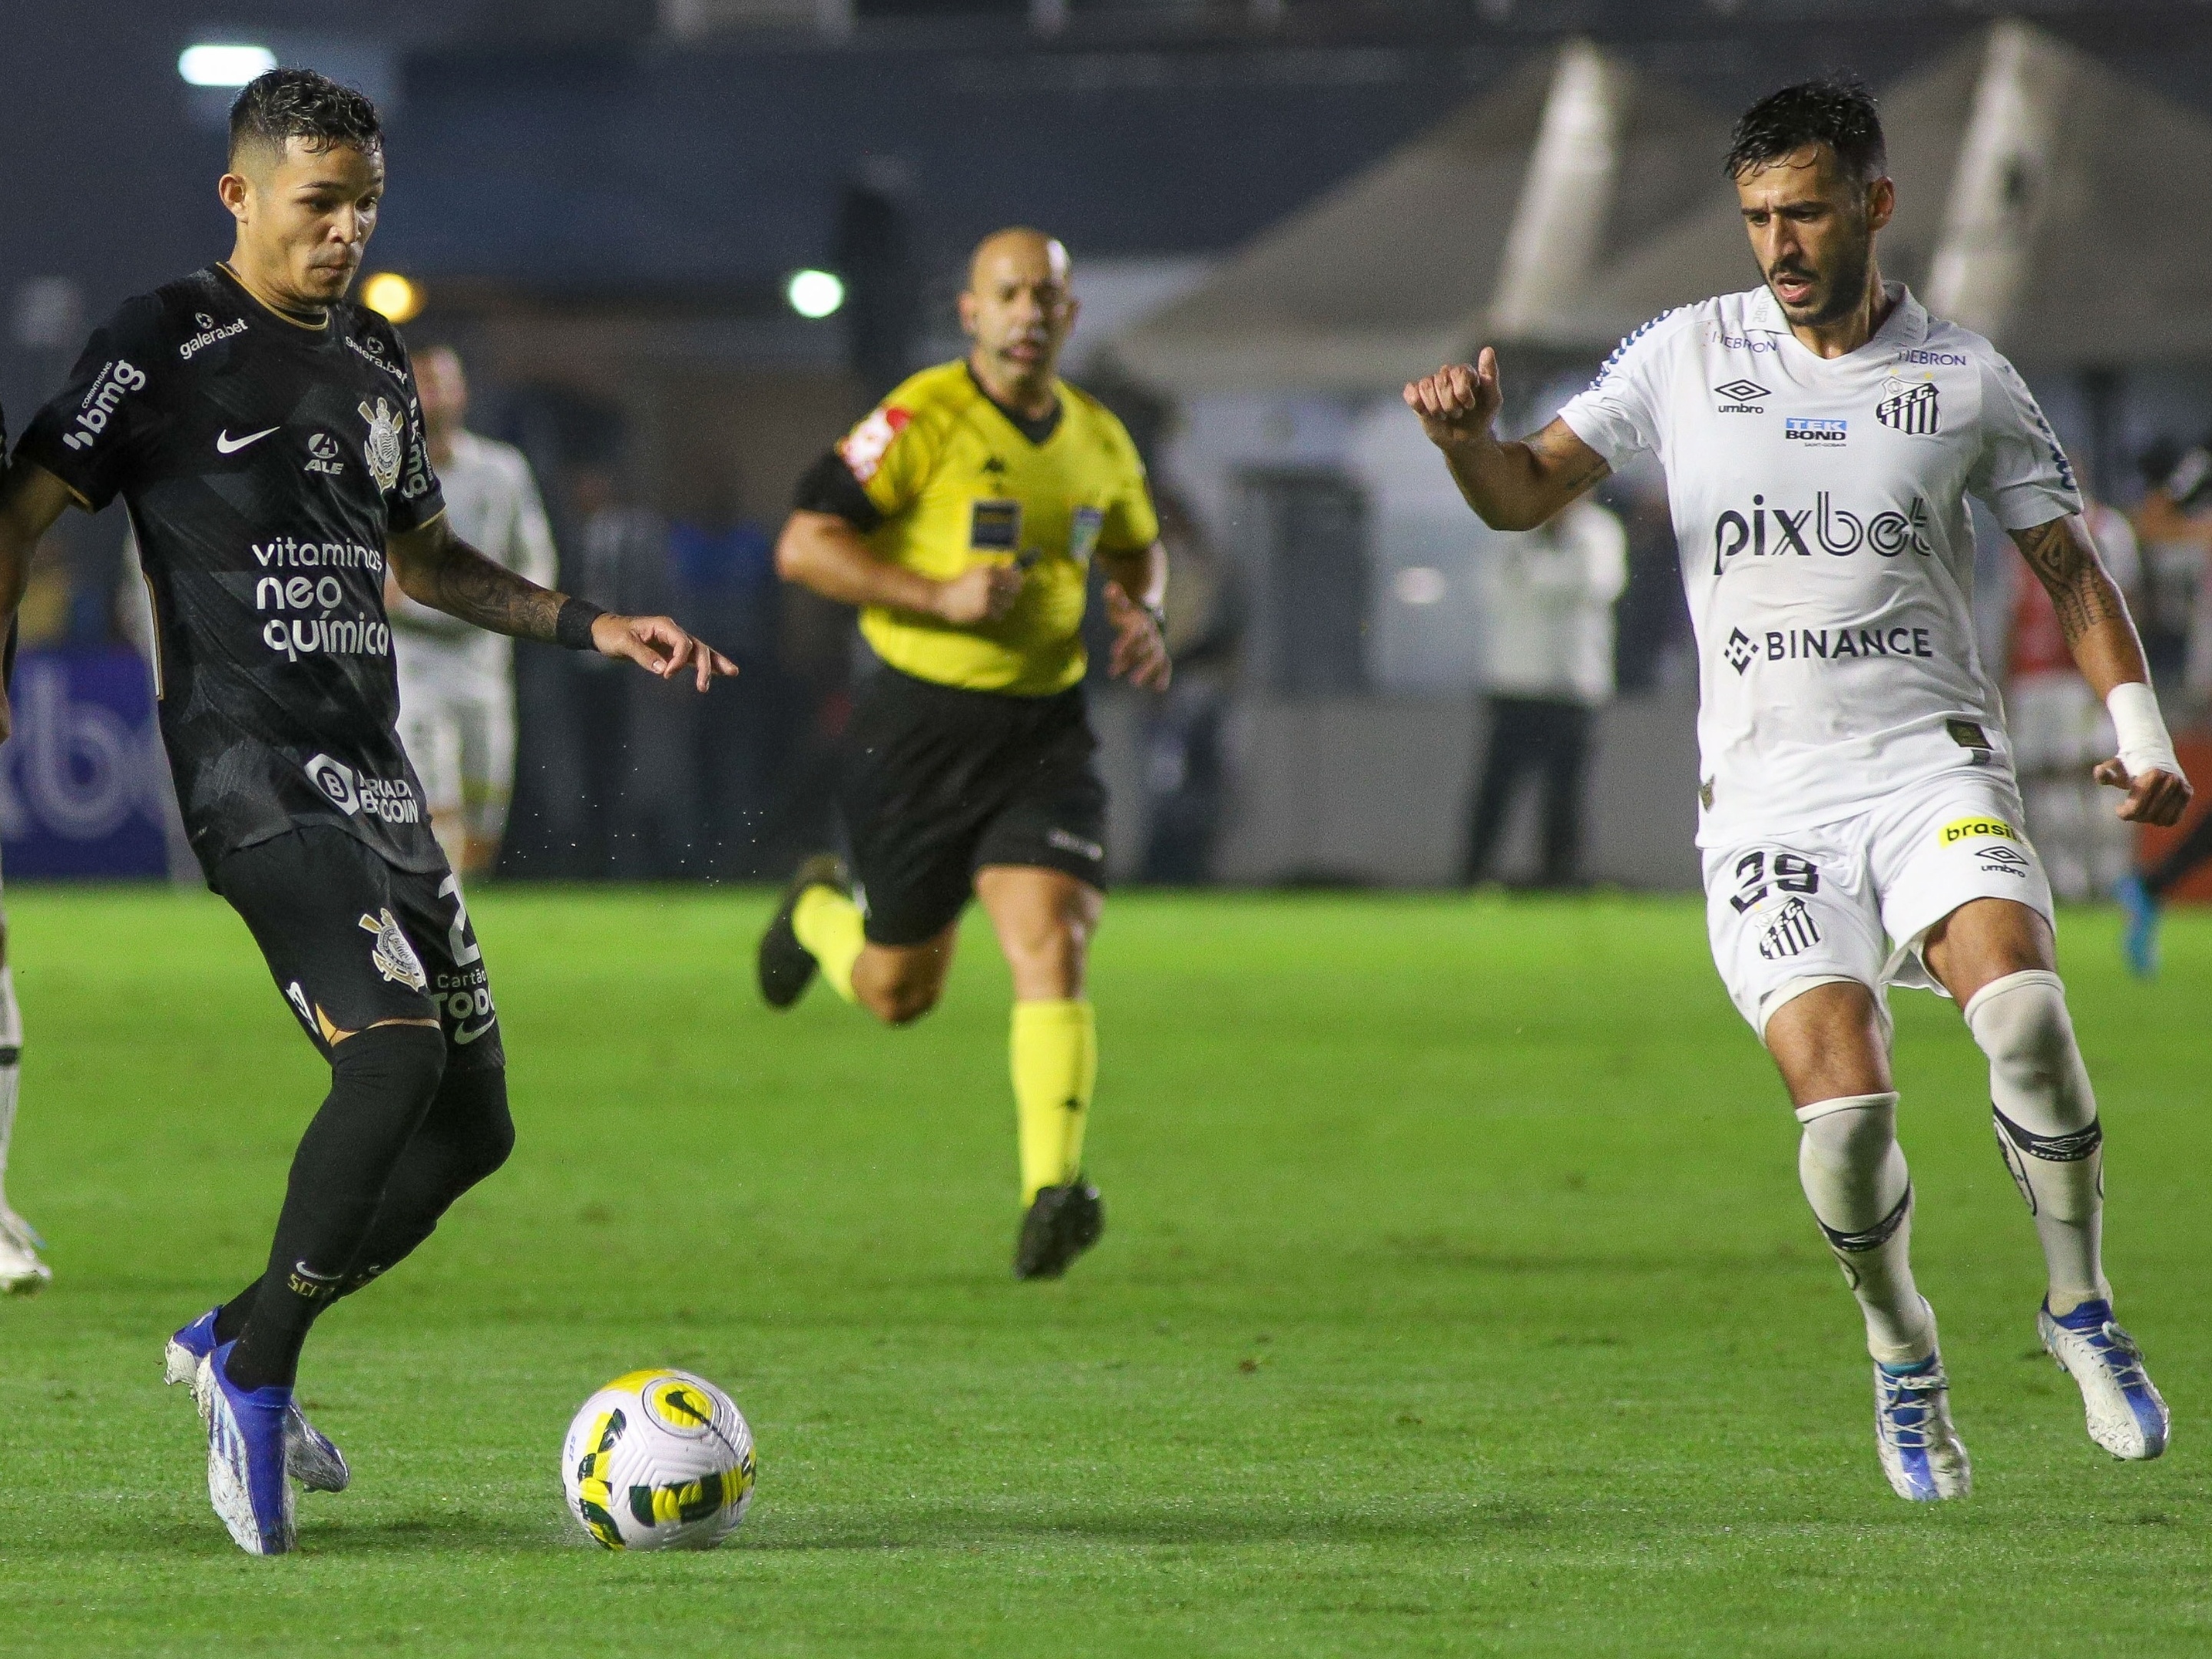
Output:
[792, 885, 864, 1004]
[1012, 999, 1096, 1204]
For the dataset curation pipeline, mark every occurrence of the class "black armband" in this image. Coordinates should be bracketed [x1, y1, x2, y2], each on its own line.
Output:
[555, 596, 606, 651]
[793, 449, 885, 532]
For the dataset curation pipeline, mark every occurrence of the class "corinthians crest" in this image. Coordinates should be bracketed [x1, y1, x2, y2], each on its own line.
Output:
[359, 907, 428, 992]
[359, 396, 404, 492]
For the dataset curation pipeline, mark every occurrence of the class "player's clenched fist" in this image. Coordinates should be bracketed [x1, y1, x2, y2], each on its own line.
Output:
[1404, 347, 1505, 449]
[933, 563, 1025, 626]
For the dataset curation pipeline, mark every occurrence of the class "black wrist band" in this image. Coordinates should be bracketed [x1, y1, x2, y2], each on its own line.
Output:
[555, 596, 607, 651]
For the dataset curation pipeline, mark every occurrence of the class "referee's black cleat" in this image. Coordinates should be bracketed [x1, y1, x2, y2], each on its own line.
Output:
[757, 853, 851, 1009]
[1013, 1180, 1105, 1280]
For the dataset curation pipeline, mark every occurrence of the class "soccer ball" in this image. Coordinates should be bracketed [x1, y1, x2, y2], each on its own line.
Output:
[561, 1369, 757, 1551]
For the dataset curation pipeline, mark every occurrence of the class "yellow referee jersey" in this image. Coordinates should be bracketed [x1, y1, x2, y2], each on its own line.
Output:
[835, 359, 1158, 696]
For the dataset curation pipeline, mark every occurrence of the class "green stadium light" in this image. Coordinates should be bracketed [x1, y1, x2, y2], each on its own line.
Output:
[786, 270, 846, 320]
[179, 44, 278, 87]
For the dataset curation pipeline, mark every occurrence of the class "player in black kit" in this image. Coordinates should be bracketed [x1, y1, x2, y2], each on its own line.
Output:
[0, 70, 735, 1555]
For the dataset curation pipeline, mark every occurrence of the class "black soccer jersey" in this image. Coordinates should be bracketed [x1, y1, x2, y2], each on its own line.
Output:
[15, 265, 447, 882]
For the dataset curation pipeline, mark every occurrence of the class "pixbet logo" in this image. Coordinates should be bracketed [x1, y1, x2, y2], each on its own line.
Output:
[1711, 493, 1932, 574]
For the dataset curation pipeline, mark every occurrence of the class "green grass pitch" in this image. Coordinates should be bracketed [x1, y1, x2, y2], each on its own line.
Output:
[0, 884, 2204, 1656]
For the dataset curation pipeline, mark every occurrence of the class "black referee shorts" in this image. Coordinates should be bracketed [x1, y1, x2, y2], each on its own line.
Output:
[839, 667, 1110, 947]
[216, 825, 504, 1071]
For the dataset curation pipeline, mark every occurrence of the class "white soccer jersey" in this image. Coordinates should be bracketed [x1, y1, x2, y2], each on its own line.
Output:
[1558, 282, 2081, 846]
[391, 430, 558, 689]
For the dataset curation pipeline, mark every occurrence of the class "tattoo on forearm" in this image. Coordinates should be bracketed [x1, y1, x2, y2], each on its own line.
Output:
[2015, 517, 2127, 643]
[1528, 421, 1609, 493]
[411, 528, 566, 642]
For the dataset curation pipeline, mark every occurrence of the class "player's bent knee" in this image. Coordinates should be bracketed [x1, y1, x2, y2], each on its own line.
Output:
[1962, 969, 2094, 1125]
[331, 1020, 449, 1104]
[433, 1064, 515, 1187]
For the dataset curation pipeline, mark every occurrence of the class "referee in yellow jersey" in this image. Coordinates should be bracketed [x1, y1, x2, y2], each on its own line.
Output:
[757, 227, 1171, 1279]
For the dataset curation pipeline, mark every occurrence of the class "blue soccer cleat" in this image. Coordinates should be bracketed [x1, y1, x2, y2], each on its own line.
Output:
[2114, 873, 2161, 979]
[166, 1310, 349, 1493]
[203, 1339, 296, 1555]
[1873, 1353, 1972, 1502]
[2040, 1299, 2170, 1461]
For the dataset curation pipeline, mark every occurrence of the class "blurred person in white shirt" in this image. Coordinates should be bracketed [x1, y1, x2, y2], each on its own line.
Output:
[1462, 496, 1627, 886]
[386, 346, 558, 879]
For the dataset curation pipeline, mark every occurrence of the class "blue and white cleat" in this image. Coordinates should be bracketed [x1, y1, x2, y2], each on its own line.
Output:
[1873, 1354, 1972, 1502]
[0, 1208, 49, 1296]
[165, 1310, 349, 1492]
[2114, 873, 2161, 980]
[2040, 1299, 2169, 1461]
[204, 1339, 296, 1555]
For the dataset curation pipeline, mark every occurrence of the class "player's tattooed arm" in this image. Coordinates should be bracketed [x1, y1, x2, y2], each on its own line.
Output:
[2013, 514, 2131, 647]
[1403, 350, 1610, 531]
[0, 462, 78, 739]
[388, 515, 738, 690]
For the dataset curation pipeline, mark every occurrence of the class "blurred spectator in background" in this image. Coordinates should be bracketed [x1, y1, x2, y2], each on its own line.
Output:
[388, 346, 557, 880]
[1608, 474, 1693, 693]
[1137, 492, 1240, 883]
[2129, 435, 2212, 685]
[667, 476, 780, 876]
[565, 462, 697, 877]
[2007, 493, 2141, 899]
[1462, 497, 1627, 889]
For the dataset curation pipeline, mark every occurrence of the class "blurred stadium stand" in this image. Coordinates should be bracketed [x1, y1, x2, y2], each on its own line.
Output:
[5, 2, 2212, 886]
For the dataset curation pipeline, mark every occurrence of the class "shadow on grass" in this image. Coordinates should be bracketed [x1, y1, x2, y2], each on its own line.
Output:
[745, 1497, 1550, 1552]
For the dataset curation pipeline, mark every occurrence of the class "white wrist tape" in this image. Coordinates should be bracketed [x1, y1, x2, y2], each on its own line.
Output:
[2107, 682, 2179, 779]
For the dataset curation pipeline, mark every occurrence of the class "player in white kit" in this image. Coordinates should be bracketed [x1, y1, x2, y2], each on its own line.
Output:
[388, 346, 558, 879]
[1407, 77, 2190, 1502]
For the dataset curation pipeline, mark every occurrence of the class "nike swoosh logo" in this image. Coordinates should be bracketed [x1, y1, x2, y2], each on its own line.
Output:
[215, 426, 280, 455]
[453, 1019, 497, 1045]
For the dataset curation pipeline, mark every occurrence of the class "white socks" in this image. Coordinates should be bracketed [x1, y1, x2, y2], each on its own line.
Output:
[0, 965, 21, 1215]
[1963, 969, 2108, 1315]
[1796, 1091, 1935, 1366]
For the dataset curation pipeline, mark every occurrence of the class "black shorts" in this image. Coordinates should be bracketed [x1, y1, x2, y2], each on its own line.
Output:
[216, 825, 504, 1071]
[839, 667, 1109, 946]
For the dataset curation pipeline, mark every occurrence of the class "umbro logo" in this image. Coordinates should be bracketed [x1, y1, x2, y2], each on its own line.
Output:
[1714, 379, 1770, 412]
[216, 426, 279, 455]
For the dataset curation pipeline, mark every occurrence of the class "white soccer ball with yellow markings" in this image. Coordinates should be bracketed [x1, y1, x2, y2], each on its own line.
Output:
[561, 1369, 757, 1551]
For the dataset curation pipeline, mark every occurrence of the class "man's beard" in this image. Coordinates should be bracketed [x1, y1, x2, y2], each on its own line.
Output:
[1772, 236, 1872, 326]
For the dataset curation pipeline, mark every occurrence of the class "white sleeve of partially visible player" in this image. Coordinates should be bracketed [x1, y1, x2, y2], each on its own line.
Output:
[505, 454, 561, 592]
[1555, 310, 1678, 472]
[1966, 354, 2085, 532]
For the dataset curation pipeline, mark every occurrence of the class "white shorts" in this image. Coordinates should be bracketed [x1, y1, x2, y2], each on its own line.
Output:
[396, 671, 516, 843]
[1704, 770, 2055, 1038]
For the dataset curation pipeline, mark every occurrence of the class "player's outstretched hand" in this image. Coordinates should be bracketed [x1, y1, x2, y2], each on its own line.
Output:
[2094, 757, 2193, 826]
[1104, 581, 1171, 692]
[1403, 348, 1504, 452]
[591, 613, 739, 692]
[934, 563, 1025, 626]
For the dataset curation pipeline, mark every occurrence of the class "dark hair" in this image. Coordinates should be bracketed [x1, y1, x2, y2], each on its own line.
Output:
[1724, 74, 1886, 183]
[228, 68, 382, 166]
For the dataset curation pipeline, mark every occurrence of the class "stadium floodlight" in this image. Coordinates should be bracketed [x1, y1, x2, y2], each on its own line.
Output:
[178, 43, 278, 87]
[786, 270, 846, 320]
[359, 272, 424, 324]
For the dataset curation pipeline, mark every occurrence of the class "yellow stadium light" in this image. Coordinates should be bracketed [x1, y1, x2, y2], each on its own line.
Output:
[360, 272, 425, 324]
[179, 44, 278, 87]
[787, 270, 846, 320]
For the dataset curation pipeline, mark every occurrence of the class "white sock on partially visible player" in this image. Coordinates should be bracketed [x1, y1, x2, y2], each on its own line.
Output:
[1964, 969, 2109, 1315]
[0, 965, 22, 1221]
[1796, 1091, 1936, 1367]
